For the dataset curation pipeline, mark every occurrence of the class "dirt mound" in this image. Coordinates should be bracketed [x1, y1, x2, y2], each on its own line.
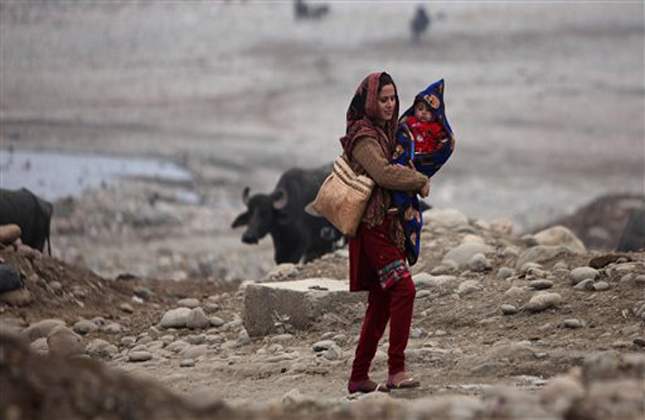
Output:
[532, 193, 645, 251]
[0, 246, 238, 337]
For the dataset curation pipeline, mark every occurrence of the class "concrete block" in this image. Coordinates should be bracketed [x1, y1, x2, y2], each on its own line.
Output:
[243, 278, 364, 337]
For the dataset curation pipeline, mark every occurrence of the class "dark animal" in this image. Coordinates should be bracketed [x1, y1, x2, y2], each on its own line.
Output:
[294, 0, 329, 20]
[0, 188, 53, 254]
[411, 5, 430, 44]
[617, 208, 645, 252]
[232, 166, 341, 264]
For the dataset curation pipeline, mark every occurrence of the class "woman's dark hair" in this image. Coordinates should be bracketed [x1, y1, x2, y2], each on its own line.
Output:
[378, 72, 394, 91]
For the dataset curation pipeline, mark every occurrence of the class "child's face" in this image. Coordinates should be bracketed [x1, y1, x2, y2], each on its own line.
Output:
[414, 101, 432, 122]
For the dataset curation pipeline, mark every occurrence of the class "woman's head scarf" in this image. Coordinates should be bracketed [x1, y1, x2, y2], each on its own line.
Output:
[340, 72, 400, 158]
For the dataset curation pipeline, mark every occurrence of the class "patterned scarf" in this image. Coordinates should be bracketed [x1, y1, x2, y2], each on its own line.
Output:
[340, 72, 400, 227]
[391, 79, 455, 265]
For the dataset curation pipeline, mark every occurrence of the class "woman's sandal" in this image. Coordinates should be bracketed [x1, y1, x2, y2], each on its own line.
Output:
[387, 372, 421, 389]
[347, 379, 390, 394]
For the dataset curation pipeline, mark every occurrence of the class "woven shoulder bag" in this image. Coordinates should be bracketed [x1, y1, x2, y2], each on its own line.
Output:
[308, 155, 374, 236]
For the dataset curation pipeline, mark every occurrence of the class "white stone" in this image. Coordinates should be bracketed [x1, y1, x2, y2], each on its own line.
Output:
[160, 307, 192, 328]
[243, 278, 361, 337]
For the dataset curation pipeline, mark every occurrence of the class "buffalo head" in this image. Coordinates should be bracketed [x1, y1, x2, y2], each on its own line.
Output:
[231, 187, 288, 244]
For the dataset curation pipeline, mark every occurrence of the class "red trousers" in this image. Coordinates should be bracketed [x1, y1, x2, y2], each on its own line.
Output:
[349, 217, 416, 382]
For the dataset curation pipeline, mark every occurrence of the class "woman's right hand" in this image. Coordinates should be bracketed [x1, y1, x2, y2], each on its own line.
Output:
[419, 179, 430, 198]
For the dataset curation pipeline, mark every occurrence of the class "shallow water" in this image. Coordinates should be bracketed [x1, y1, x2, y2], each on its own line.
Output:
[0, 149, 193, 201]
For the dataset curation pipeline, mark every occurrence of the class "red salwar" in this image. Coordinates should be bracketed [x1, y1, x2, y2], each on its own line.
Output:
[349, 215, 416, 382]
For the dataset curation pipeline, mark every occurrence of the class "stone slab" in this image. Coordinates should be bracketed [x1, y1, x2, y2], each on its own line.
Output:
[243, 278, 364, 337]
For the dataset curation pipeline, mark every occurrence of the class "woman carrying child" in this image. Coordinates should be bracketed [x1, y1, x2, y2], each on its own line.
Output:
[342, 72, 430, 394]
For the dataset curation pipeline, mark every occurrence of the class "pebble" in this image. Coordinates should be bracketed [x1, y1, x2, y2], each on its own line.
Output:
[136, 335, 153, 346]
[128, 351, 153, 362]
[323, 344, 342, 360]
[573, 279, 595, 291]
[166, 340, 189, 353]
[177, 298, 200, 308]
[501, 304, 518, 315]
[430, 265, 453, 275]
[633, 337, 645, 347]
[102, 323, 122, 334]
[416, 290, 431, 299]
[121, 336, 136, 347]
[570, 267, 599, 285]
[181, 344, 208, 360]
[47, 326, 85, 357]
[409, 328, 424, 339]
[209, 316, 225, 327]
[120, 303, 134, 313]
[497, 267, 514, 280]
[333, 334, 349, 346]
[22, 319, 66, 342]
[635, 275, 645, 285]
[467, 253, 491, 272]
[457, 280, 483, 296]
[204, 303, 221, 314]
[593, 281, 610, 291]
[502, 246, 520, 258]
[49, 281, 62, 292]
[160, 308, 192, 328]
[73, 319, 98, 335]
[312, 340, 335, 352]
[523, 292, 563, 313]
[529, 280, 554, 290]
[564, 319, 583, 329]
[186, 334, 206, 345]
[86, 339, 118, 358]
[186, 308, 211, 329]
[270, 334, 294, 344]
[180, 358, 196, 367]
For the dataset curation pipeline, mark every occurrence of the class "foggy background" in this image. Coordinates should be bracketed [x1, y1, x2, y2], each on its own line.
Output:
[1, 1, 643, 278]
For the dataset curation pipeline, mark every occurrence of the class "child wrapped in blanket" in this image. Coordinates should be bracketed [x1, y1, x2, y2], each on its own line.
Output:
[391, 79, 456, 265]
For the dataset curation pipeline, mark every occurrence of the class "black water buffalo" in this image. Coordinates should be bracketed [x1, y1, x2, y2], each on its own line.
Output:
[0, 188, 53, 254]
[617, 208, 645, 252]
[232, 165, 341, 264]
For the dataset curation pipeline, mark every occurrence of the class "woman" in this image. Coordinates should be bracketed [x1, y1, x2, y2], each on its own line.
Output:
[342, 72, 430, 394]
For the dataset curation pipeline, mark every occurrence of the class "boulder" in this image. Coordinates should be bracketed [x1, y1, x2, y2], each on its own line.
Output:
[243, 278, 362, 337]
[534, 225, 586, 253]
[159, 307, 192, 329]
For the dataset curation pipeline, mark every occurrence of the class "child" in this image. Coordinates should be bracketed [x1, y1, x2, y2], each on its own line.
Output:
[391, 79, 455, 265]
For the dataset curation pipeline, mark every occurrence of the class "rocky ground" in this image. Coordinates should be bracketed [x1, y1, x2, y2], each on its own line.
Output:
[1, 206, 644, 420]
